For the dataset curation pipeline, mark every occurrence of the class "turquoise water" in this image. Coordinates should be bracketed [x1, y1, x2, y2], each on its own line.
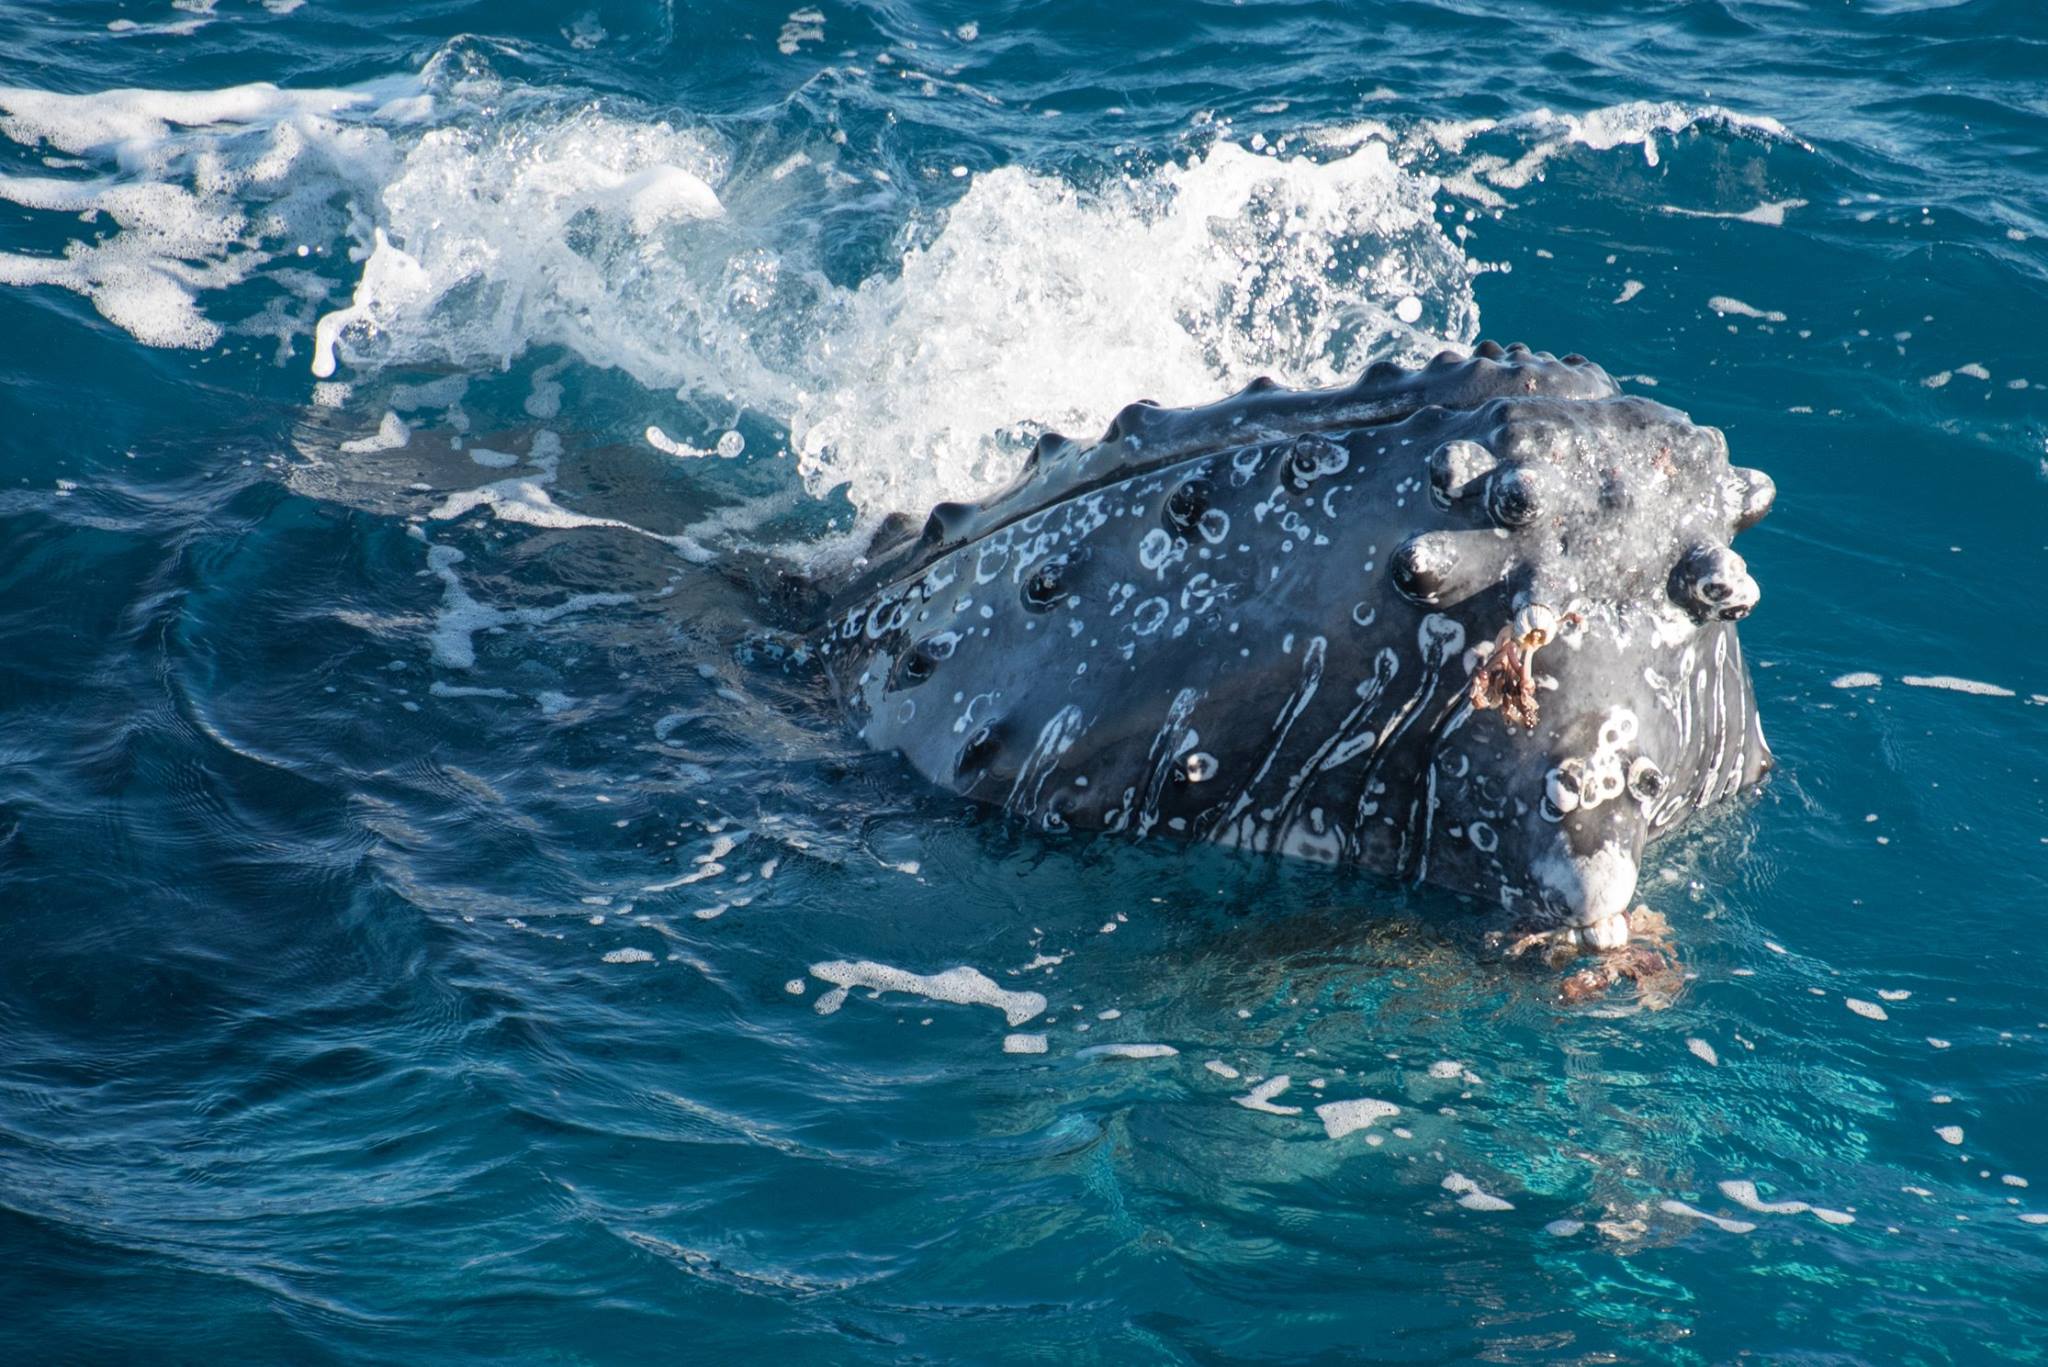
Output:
[2, 1, 2046, 1361]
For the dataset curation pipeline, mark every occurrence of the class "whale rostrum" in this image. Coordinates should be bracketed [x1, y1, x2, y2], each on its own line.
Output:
[815, 342, 1775, 947]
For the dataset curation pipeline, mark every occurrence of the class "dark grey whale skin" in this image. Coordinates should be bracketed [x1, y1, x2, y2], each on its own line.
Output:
[814, 342, 1776, 933]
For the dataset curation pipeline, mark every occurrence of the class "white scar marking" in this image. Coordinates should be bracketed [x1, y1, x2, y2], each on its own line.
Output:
[1353, 616, 1463, 832]
[1219, 636, 1328, 844]
[1133, 687, 1203, 838]
[1266, 647, 1400, 844]
[1005, 704, 1085, 819]
[1700, 630, 1730, 808]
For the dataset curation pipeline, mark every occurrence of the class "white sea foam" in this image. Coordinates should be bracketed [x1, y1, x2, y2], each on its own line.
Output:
[643, 833, 737, 892]
[778, 137, 1474, 527]
[1341, 101, 1792, 209]
[1442, 1173, 1514, 1212]
[1901, 675, 2015, 698]
[1720, 1188, 1851, 1229]
[1234, 1075, 1301, 1115]
[1831, 672, 1882, 689]
[1078, 1043, 1178, 1060]
[808, 960, 1046, 1026]
[429, 439, 714, 561]
[1, 66, 1483, 536]
[428, 681, 515, 699]
[305, 116, 731, 381]
[1718, 1179, 1823, 1220]
[0, 79, 412, 349]
[1660, 1199, 1756, 1234]
[0, 67, 1797, 552]
[0, 80, 379, 159]
[1708, 295, 1788, 323]
[647, 426, 716, 459]
[1316, 1098, 1399, 1139]
[425, 544, 633, 669]
[339, 410, 411, 453]
[1660, 197, 1806, 226]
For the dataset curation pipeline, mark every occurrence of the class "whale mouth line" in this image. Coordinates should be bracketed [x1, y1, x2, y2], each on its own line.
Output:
[1570, 909, 1632, 951]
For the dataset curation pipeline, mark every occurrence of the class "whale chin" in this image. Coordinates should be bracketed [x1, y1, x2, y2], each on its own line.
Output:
[1535, 839, 1639, 932]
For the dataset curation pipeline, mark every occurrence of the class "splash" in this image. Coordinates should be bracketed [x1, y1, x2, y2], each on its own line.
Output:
[0, 79, 414, 348]
[0, 55, 1793, 542]
[1316, 100, 1796, 210]
[784, 138, 1473, 521]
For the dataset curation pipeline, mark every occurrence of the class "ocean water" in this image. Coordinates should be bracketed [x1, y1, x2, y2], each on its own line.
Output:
[2, 0, 2046, 1361]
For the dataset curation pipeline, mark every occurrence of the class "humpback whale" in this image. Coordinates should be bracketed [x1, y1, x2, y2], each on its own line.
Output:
[814, 343, 1775, 949]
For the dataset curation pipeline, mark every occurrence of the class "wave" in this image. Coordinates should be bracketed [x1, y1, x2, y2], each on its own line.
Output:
[0, 47, 1797, 533]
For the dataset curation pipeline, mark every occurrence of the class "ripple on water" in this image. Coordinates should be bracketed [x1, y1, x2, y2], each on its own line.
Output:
[2, 1, 2048, 1361]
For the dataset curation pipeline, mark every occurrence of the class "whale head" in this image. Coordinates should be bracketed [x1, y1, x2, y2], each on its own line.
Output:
[1373, 372, 1777, 936]
[815, 342, 1775, 931]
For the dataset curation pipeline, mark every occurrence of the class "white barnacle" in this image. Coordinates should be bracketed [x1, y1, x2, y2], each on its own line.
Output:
[1513, 602, 1559, 648]
[1543, 762, 1582, 818]
[1577, 912, 1630, 951]
[1598, 708, 1638, 751]
[1583, 752, 1626, 808]
[1627, 755, 1668, 803]
[1138, 527, 1175, 572]
[1185, 751, 1218, 783]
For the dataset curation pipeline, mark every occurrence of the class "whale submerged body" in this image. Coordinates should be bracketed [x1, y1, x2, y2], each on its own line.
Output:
[814, 343, 1776, 948]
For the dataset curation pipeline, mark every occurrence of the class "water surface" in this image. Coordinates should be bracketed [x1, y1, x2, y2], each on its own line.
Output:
[2, 1, 2046, 1361]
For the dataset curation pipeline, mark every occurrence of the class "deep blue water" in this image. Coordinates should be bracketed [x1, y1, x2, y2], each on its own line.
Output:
[3, 1, 2047, 1362]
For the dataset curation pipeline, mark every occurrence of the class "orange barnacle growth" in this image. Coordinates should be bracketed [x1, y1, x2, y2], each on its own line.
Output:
[1469, 604, 1579, 730]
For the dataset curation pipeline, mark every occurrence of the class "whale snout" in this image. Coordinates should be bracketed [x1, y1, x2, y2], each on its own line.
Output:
[1536, 839, 1638, 926]
[1528, 831, 1639, 949]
